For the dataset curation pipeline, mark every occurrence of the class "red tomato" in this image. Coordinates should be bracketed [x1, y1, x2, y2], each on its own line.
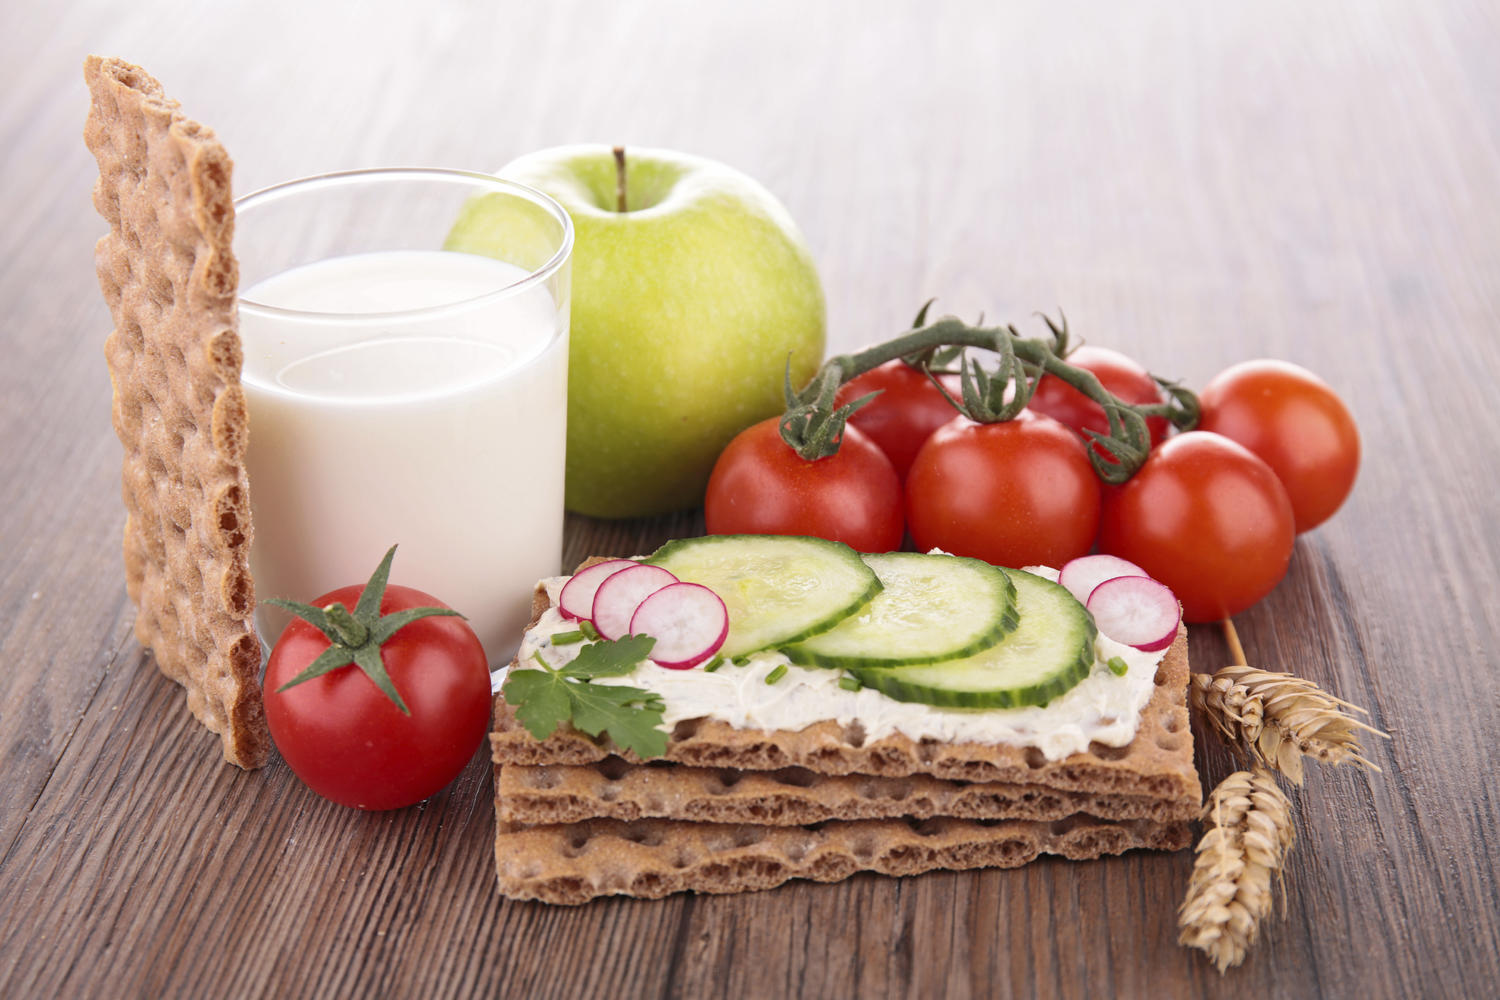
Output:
[1028, 346, 1170, 452]
[266, 583, 491, 810]
[1098, 431, 1295, 622]
[705, 417, 903, 552]
[1197, 359, 1359, 533]
[905, 412, 1101, 568]
[834, 360, 962, 478]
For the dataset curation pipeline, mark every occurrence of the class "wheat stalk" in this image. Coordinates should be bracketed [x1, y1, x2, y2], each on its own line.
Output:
[1190, 665, 1388, 784]
[1178, 768, 1296, 972]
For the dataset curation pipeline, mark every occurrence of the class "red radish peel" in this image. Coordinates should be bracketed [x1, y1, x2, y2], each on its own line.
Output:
[630, 583, 729, 669]
[1059, 554, 1148, 605]
[1086, 576, 1180, 652]
[592, 565, 678, 640]
[558, 559, 638, 621]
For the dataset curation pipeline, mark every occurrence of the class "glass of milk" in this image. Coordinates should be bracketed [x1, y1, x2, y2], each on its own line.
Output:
[234, 168, 573, 664]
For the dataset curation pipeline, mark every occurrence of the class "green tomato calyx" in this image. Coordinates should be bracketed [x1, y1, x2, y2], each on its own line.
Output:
[265, 545, 464, 716]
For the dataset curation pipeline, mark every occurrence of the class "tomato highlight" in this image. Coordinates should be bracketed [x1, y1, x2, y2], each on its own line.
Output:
[1197, 359, 1359, 533]
[1098, 431, 1295, 622]
[906, 412, 1101, 569]
[705, 417, 904, 553]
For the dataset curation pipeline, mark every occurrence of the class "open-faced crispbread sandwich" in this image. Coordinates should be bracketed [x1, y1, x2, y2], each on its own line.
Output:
[491, 535, 1200, 904]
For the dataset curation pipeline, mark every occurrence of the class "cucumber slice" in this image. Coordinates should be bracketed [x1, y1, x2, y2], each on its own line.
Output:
[783, 553, 1017, 668]
[645, 535, 881, 658]
[851, 569, 1096, 709]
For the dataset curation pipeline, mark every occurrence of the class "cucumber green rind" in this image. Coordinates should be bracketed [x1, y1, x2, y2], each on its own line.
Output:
[782, 554, 1019, 668]
[851, 652, 1091, 709]
[849, 570, 1098, 710]
[644, 535, 882, 659]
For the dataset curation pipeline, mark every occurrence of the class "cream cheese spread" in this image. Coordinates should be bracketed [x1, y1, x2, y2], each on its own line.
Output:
[511, 566, 1168, 761]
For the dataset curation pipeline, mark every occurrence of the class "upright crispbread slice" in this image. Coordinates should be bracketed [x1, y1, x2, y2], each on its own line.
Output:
[491, 563, 1201, 807]
[83, 57, 267, 768]
[493, 790, 1194, 905]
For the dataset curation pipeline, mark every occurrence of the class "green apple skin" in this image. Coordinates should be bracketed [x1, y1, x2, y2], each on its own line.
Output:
[449, 145, 825, 518]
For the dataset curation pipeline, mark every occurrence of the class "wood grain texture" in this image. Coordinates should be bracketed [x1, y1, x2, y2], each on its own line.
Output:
[1, 0, 1497, 996]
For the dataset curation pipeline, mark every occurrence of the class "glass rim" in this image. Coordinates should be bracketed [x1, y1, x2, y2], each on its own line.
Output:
[232, 166, 574, 323]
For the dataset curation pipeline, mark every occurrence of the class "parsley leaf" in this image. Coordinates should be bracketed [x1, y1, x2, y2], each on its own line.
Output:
[501, 634, 668, 758]
[567, 682, 668, 758]
[562, 634, 657, 680]
[503, 668, 572, 741]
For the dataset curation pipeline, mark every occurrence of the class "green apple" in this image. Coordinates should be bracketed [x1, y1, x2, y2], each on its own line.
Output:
[445, 145, 825, 518]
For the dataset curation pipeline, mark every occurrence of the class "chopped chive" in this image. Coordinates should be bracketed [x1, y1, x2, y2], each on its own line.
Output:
[838, 675, 862, 692]
[550, 629, 586, 645]
[702, 654, 724, 673]
[1107, 656, 1128, 676]
[733, 656, 750, 667]
[765, 664, 789, 685]
[579, 620, 600, 641]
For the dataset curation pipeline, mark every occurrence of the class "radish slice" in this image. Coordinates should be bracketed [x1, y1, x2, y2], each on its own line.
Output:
[629, 583, 729, 669]
[558, 559, 638, 622]
[1085, 576, 1181, 652]
[1059, 554, 1149, 605]
[591, 564, 678, 640]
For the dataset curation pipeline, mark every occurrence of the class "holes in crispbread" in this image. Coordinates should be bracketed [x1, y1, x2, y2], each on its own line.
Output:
[595, 757, 631, 781]
[808, 747, 844, 769]
[621, 827, 664, 847]
[770, 767, 816, 788]
[629, 872, 667, 896]
[208, 329, 241, 376]
[671, 718, 701, 741]
[527, 768, 560, 790]
[216, 487, 246, 549]
[841, 721, 867, 748]
[225, 567, 252, 617]
[1087, 741, 1129, 762]
[1023, 747, 1047, 770]
[731, 828, 764, 848]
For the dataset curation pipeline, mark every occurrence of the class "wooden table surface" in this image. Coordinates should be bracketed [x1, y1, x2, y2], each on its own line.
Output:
[3, 0, 1497, 996]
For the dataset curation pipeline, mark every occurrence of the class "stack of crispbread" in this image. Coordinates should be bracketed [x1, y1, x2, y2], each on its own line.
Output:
[491, 562, 1201, 905]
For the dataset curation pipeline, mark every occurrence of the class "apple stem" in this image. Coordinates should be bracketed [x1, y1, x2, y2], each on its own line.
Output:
[613, 145, 627, 213]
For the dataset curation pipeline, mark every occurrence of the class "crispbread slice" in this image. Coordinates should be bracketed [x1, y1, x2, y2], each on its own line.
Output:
[497, 760, 1199, 826]
[493, 796, 1193, 905]
[84, 57, 267, 768]
[491, 564, 1200, 809]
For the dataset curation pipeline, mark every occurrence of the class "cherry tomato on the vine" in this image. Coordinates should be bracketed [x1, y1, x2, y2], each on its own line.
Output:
[1197, 359, 1359, 533]
[1028, 345, 1170, 453]
[705, 417, 904, 552]
[906, 412, 1101, 568]
[834, 360, 963, 478]
[1098, 431, 1295, 622]
[266, 582, 491, 811]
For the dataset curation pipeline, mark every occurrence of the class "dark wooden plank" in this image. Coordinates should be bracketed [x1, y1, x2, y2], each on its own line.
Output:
[2, 0, 1499, 996]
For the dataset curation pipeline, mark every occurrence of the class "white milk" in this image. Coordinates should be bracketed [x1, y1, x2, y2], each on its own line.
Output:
[239, 250, 567, 664]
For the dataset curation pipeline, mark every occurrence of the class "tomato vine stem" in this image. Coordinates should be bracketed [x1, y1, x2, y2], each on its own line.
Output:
[779, 310, 1200, 483]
